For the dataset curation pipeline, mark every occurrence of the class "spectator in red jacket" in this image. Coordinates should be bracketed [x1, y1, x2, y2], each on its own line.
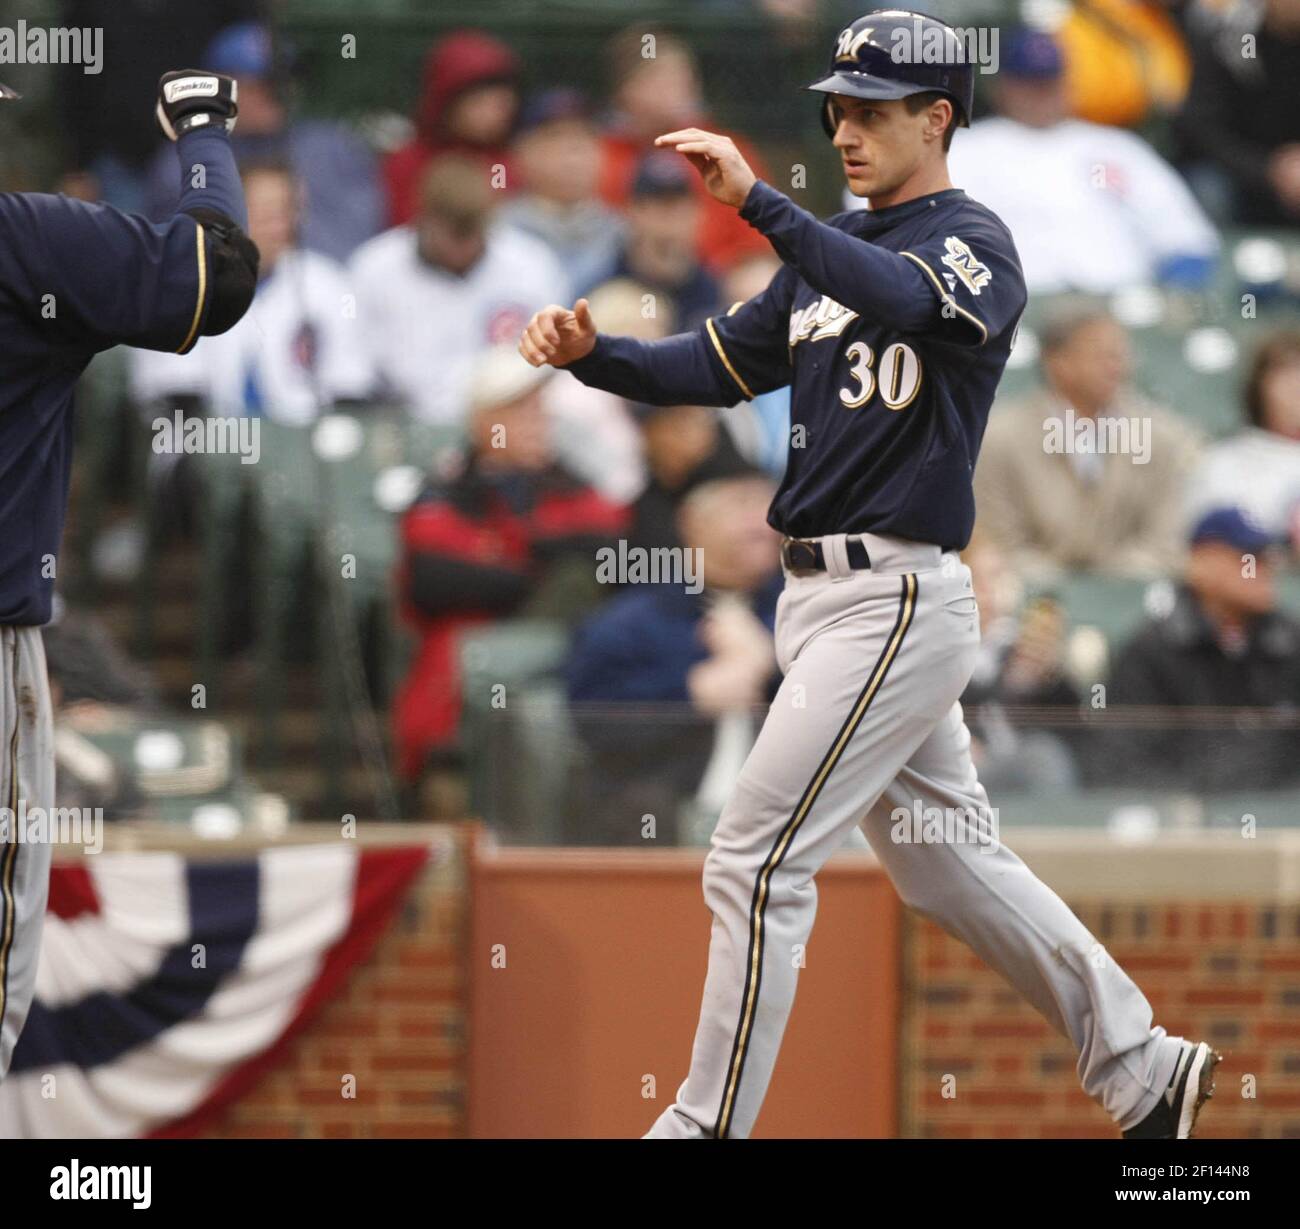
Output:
[597, 24, 772, 274]
[393, 346, 629, 781]
[384, 29, 522, 227]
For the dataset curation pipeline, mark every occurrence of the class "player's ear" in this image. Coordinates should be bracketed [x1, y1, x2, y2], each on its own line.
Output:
[926, 97, 953, 145]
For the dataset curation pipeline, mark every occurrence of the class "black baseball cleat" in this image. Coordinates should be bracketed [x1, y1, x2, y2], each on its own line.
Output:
[1122, 1041, 1221, 1139]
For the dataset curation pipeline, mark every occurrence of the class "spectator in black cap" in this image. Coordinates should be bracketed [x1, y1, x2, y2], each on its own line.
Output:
[1103, 506, 1300, 790]
[500, 88, 627, 297]
[627, 401, 752, 555]
[579, 150, 722, 328]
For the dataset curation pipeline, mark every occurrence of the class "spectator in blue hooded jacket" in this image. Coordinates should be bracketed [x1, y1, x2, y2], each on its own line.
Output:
[566, 463, 781, 843]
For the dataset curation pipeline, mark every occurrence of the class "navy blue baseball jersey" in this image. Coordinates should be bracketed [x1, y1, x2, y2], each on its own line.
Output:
[0, 127, 248, 626]
[566, 179, 1027, 551]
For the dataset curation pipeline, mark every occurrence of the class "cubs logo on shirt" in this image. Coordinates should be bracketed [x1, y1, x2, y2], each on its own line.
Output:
[487, 304, 531, 346]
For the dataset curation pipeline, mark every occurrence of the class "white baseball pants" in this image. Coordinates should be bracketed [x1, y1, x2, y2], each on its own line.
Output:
[645, 533, 1183, 1138]
[0, 625, 54, 1079]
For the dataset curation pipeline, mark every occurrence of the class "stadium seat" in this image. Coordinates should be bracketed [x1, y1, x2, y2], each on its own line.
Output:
[994, 787, 1300, 832]
[60, 710, 288, 831]
[458, 620, 574, 842]
[1023, 575, 1150, 664]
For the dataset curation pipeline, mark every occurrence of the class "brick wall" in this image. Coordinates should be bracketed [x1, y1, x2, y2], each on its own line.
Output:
[199, 824, 473, 1140]
[901, 902, 1300, 1139]
[149, 825, 1300, 1139]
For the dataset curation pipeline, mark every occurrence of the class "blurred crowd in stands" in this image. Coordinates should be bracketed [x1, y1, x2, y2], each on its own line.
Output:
[34, 2, 1300, 833]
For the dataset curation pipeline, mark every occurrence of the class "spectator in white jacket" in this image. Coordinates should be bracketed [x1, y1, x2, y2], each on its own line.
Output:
[845, 28, 1220, 295]
[131, 160, 374, 423]
[1187, 330, 1300, 547]
[349, 154, 569, 425]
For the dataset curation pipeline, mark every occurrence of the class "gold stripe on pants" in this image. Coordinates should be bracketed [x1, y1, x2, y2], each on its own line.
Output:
[715, 573, 917, 1138]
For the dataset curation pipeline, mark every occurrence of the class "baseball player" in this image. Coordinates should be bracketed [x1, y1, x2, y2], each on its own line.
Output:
[522, 11, 1219, 1140]
[0, 71, 258, 1079]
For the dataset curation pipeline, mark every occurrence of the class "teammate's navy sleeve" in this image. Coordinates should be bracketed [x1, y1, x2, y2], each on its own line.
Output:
[738, 180, 1023, 348]
[173, 126, 247, 229]
[565, 263, 796, 405]
[0, 126, 253, 356]
[0, 195, 210, 353]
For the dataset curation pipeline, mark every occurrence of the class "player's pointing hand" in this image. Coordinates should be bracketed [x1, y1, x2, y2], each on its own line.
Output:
[519, 299, 597, 368]
[654, 128, 758, 209]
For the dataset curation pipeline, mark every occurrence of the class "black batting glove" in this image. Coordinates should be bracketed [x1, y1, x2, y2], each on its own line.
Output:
[155, 69, 239, 141]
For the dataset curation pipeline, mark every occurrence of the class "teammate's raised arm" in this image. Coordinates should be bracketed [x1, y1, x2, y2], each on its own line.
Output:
[0, 70, 258, 357]
[144, 69, 260, 344]
[0, 65, 262, 1084]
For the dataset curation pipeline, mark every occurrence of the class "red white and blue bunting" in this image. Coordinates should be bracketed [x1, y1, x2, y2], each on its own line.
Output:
[0, 842, 431, 1138]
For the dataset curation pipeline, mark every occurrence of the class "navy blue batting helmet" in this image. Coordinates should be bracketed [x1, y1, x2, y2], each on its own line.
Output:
[807, 10, 974, 138]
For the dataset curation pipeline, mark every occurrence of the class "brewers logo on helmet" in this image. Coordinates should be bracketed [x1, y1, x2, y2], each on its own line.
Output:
[806, 9, 974, 139]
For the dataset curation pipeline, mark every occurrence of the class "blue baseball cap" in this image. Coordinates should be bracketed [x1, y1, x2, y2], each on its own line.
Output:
[631, 150, 694, 199]
[1002, 28, 1064, 80]
[517, 87, 591, 135]
[204, 22, 273, 78]
[1189, 506, 1281, 554]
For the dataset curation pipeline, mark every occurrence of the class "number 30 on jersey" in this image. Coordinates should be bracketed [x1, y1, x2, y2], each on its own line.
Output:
[839, 341, 923, 411]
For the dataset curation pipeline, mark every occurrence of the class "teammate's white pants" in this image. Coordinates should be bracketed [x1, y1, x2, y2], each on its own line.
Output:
[0, 626, 54, 1079]
[646, 534, 1182, 1138]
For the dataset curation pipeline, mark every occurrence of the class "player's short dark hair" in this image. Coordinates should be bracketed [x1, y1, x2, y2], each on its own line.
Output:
[903, 90, 958, 151]
[1243, 329, 1300, 429]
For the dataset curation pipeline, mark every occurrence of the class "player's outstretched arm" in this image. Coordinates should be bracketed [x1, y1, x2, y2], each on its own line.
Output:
[518, 299, 758, 408]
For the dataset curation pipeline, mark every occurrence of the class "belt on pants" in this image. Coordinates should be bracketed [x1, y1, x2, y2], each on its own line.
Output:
[780, 535, 872, 574]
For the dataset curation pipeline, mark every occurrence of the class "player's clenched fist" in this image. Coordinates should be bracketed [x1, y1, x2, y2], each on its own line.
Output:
[519, 299, 597, 368]
[155, 69, 240, 140]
